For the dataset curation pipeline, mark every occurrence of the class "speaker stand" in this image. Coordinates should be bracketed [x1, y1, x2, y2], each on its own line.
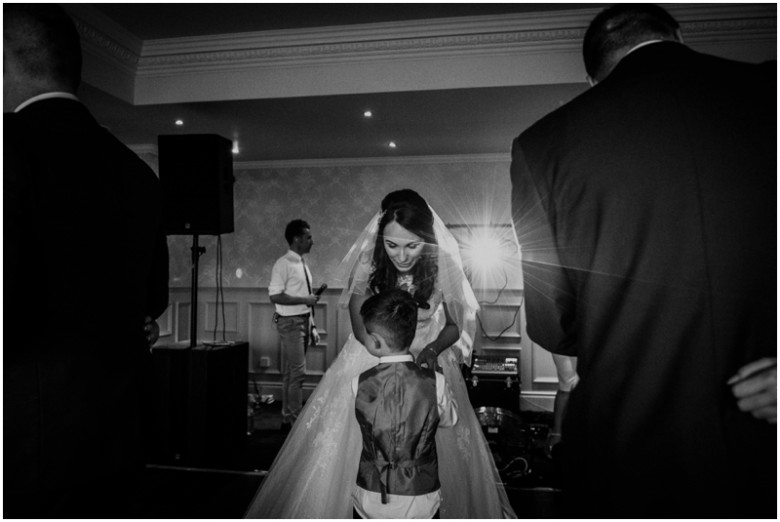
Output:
[189, 234, 206, 348]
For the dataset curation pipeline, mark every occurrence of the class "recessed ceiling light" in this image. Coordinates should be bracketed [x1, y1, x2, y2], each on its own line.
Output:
[363, 110, 373, 118]
[175, 119, 184, 126]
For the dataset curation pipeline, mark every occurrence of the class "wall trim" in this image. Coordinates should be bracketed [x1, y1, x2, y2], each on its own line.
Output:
[133, 5, 774, 73]
[70, 4, 775, 104]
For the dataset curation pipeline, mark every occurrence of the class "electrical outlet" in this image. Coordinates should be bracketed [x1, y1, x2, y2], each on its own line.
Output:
[259, 356, 271, 368]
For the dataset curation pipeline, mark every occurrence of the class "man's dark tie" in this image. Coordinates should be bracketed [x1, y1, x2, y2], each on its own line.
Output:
[302, 258, 315, 320]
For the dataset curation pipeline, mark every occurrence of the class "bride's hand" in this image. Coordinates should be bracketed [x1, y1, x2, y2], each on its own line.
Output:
[416, 346, 440, 372]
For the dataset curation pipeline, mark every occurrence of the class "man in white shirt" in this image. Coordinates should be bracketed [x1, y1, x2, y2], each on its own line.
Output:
[268, 219, 320, 432]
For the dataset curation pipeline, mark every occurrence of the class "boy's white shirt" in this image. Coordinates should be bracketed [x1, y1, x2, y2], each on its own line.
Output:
[351, 353, 458, 518]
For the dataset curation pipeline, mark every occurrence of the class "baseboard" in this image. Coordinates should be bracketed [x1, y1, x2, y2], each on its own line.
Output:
[519, 392, 554, 412]
[250, 381, 555, 412]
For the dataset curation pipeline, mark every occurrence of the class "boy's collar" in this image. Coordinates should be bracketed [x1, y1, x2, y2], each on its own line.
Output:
[378, 354, 414, 364]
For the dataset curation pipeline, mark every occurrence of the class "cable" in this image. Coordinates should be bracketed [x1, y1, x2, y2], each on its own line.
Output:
[212, 235, 227, 343]
[219, 236, 226, 341]
[476, 299, 522, 342]
[474, 266, 523, 342]
[476, 266, 509, 306]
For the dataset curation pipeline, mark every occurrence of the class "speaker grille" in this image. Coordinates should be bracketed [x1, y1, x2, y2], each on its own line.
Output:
[158, 134, 234, 235]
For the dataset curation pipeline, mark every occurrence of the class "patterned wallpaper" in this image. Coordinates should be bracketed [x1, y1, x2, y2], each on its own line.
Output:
[163, 156, 515, 289]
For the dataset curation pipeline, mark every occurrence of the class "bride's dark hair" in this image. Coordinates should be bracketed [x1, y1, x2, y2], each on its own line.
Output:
[369, 189, 438, 303]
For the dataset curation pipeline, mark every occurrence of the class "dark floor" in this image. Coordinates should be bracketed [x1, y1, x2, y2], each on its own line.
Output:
[140, 400, 564, 518]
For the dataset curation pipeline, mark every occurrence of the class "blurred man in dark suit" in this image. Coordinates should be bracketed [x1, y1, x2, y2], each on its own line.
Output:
[4, 4, 169, 517]
[511, 4, 775, 518]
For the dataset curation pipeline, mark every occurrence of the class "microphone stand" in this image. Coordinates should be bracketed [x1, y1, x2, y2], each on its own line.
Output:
[190, 234, 206, 348]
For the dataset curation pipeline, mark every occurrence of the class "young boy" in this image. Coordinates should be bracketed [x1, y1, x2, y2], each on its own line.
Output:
[352, 289, 458, 519]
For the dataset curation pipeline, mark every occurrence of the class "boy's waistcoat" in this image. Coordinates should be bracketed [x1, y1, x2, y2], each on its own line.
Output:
[355, 361, 440, 503]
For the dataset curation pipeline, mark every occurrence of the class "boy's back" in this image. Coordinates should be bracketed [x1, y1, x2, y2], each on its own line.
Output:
[352, 355, 457, 519]
[352, 289, 458, 519]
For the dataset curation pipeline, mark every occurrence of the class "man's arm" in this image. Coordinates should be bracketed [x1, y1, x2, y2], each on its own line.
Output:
[269, 292, 318, 307]
[510, 137, 578, 356]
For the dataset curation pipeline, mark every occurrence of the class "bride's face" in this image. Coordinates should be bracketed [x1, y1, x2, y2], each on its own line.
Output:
[382, 220, 425, 274]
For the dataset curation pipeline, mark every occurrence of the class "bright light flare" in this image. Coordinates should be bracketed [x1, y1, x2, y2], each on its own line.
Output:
[466, 234, 503, 273]
[448, 224, 522, 291]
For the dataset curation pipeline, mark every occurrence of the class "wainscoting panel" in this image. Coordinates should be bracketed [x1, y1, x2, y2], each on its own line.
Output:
[247, 301, 277, 373]
[158, 286, 557, 410]
[531, 342, 561, 388]
[203, 300, 239, 337]
[474, 301, 524, 353]
[174, 301, 190, 344]
[157, 305, 173, 338]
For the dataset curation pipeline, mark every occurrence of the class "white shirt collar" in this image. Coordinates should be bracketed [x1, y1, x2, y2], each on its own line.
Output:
[626, 39, 665, 57]
[15, 92, 79, 113]
[378, 354, 414, 364]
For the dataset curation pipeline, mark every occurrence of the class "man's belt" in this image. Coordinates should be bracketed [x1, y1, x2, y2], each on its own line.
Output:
[281, 313, 310, 318]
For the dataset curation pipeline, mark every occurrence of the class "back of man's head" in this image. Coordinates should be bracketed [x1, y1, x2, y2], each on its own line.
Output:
[360, 289, 418, 352]
[4, 4, 82, 100]
[583, 3, 680, 82]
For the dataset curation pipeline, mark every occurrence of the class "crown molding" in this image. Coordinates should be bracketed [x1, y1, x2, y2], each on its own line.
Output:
[137, 11, 593, 74]
[72, 4, 775, 77]
[65, 5, 141, 73]
[72, 4, 774, 104]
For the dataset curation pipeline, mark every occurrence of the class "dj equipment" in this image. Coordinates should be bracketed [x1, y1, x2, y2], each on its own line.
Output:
[464, 354, 521, 413]
[158, 134, 235, 236]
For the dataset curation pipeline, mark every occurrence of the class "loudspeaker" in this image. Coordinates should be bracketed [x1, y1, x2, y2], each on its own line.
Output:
[158, 134, 234, 235]
[149, 342, 248, 467]
[149, 344, 190, 463]
[186, 343, 248, 466]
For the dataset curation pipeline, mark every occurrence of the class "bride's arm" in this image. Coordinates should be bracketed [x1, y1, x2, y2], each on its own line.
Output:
[348, 292, 371, 347]
[416, 301, 460, 368]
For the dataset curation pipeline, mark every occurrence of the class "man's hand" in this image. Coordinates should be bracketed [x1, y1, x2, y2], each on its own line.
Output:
[728, 357, 777, 424]
[144, 316, 160, 348]
[303, 295, 319, 307]
[310, 326, 320, 346]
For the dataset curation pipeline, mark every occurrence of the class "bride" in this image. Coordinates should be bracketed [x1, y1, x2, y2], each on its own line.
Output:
[245, 189, 516, 518]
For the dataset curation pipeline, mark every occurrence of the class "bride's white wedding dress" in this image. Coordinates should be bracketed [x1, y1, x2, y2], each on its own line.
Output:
[245, 208, 516, 518]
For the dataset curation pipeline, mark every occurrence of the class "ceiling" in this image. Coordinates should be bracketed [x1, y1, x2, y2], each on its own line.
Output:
[80, 80, 587, 161]
[70, 4, 593, 162]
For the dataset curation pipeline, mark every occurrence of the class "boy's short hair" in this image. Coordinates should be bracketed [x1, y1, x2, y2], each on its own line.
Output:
[360, 289, 418, 351]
